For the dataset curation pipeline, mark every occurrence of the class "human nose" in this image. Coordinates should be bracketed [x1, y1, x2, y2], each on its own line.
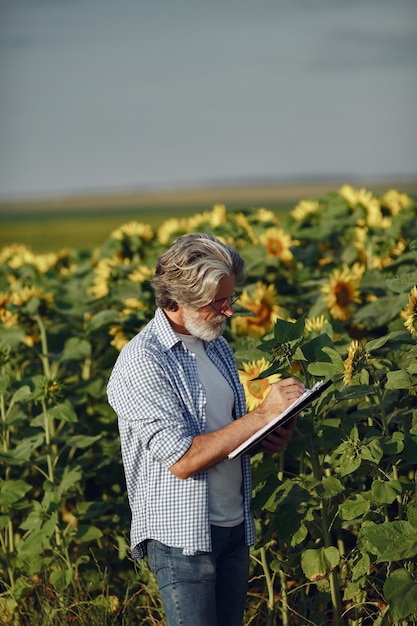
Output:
[220, 299, 235, 317]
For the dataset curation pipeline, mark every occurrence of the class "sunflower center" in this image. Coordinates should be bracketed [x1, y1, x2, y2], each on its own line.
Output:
[249, 302, 272, 324]
[248, 379, 269, 399]
[267, 238, 284, 256]
[335, 283, 352, 306]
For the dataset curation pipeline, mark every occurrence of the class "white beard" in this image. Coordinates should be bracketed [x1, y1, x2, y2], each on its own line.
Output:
[184, 309, 226, 341]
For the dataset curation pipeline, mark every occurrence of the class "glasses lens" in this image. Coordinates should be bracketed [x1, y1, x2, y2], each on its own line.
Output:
[209, 292, 239, 313]
[221, 292, 239, 311]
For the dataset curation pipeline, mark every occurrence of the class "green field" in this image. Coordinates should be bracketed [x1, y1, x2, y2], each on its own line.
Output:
[1, 179, 416, 252]
[0, 206, 207, 253]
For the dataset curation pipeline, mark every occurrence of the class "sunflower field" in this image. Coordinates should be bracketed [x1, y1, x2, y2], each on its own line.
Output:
[1, 185, 417, 625]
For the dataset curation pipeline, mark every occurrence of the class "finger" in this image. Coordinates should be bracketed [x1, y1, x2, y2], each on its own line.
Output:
[261, 438, 286, 453]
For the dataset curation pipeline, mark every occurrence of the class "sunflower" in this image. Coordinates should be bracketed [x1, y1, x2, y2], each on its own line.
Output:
[88, 258, 114, 299]
[187, 204, 227, 231]
[109, 325, 130, 351]
[233, 213, 258, 244]
[339, 185, 374, 210]
[402, 286, 417, 337]
[89, 256, 133, 299]
[128, 265, 154, 283]
[254, 208, 278, 224]
[304, 315, 327, 336]
[110, 221, 154, 242]
[232, 282, 284, 339]
[0, 308, 19, 328]
[120, 297, 146, 315]
[321, 263, 364, 321]
[209, 203, 228, 227]
[258, 227, 299, 262]
[339, 184, 358, 207]
[290, 200, 320, 222]
[339, 185, 389, 228]
[0, 243, 31, 265]
[353, 227, 406, 270]
[0, 244, 59, 273]
[238, 358, 281, 411]
[343, 339, 369, 385]
[381, 189, 413, 216]
[156, 217, 188, 245]
[9, 284, 53, 308]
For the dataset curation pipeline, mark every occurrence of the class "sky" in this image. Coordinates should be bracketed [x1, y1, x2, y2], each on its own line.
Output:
[0, 0, 416, 200]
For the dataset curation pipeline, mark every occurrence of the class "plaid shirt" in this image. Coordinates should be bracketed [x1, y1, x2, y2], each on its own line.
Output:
[107, 307, 256, 559]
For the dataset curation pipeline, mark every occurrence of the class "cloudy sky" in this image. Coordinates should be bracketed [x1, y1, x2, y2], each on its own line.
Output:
[0, 0, 416, 200]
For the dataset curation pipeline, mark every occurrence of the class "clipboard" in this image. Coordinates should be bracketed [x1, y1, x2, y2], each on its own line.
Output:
[228, 379, 332, 460]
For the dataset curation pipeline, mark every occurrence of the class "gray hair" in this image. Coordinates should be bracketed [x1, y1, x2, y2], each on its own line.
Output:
[151, 233, 245, 311]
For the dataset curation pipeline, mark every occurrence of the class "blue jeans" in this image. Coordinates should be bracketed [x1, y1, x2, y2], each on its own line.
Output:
[147, 523, 250, 626]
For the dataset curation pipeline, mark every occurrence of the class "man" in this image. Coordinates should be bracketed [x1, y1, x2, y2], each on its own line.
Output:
[107, 233, 304, 626]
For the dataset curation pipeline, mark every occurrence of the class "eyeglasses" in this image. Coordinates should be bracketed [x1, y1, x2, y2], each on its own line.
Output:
[208, 291, 240, 314]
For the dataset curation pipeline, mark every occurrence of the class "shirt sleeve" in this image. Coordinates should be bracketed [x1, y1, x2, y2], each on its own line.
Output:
[107, 346, 195, 468]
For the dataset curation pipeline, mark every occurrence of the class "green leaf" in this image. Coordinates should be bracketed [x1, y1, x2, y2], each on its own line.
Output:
[61, 337, 92, 361]
[383, 568, 417, 621]
[308, 347, 344, 377]
[339, 455, 361, 476]
[366, 336, 390, 351]
[10, 385, 32, 405]
[273, 315, 306, 341]
[87, 310, 121, 332]
[271, 502, 305, 543]
[408, 359, 417, 375]
[316, 476, 344, 499]
[301, 546, 340, 581]
[360, 520, 417, 562]
[385, 370, 416, 389]
[16, 528, 53, 556]
[0, 326, 26, 347]
[75, 524, 103, 542]
[0, 479, 31, 506]
[0, 514, 11, 530]
[360, 439, 383, 464]
[50, 568, 73, 592]
[255, 359, 284, 379]
[58, 466, 83, 496]
[66, 434, 102, 449]
[339, 494, 370, 521]
[300, 334, 333, 362]
[335, 385, 376, 401]
[49, 401, 78, 423]
[354, 295, 407, 326]
[386, 270, 417, 293]
[382, 432, 404, 456]
[408, 495, 417, 529]
[371, 479, 402, 504]
[251, 476, 281, 512]
[350, 552, 370, 582]
[0, 433, 44, 465]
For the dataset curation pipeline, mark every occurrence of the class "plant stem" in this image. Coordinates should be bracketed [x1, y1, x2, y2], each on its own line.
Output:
[42, 398, 54, 483]
[1, 364, 16, 587]
[310, 448, 345, 626]
[260, 546, 276, 626]
[278, 562, 289, 626]
[392, 463, 404, 520]
[375, 387, 388, 436]
[34, 313, 51, 378]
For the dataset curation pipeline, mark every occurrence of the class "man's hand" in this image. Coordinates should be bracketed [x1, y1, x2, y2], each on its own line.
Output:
[261, 415, 298, 454]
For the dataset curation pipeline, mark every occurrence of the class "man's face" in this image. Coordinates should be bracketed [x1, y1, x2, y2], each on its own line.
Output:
[183, 308, 227, 341]
[183, 275, 236, 341]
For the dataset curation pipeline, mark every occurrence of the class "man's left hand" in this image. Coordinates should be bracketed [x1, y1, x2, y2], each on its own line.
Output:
[260, 415, 298, 454]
